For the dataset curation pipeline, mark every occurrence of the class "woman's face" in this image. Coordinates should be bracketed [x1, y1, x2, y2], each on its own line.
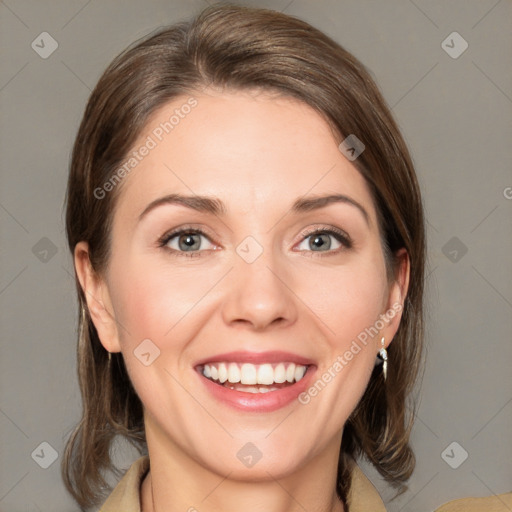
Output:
[77, 89, 408, 480]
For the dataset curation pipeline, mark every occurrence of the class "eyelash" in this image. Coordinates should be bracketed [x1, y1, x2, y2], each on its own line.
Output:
[157, 225, 353, 259]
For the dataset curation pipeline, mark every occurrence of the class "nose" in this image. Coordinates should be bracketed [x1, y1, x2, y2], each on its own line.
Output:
[221, 246, 298, 332]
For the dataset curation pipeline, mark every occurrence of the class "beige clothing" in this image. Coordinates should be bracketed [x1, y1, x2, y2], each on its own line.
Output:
[98, 455, 512, 512]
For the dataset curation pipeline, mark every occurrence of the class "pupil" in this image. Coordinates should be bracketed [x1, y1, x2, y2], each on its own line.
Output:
[180, 234, 199, 251]
[311, 234, 330, 250]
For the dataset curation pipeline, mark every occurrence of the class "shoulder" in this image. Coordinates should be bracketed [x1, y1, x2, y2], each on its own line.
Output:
[347, 461, 387, 511]
[434, 492, 512, 511]
[98, 455, 149, 512]
[347, 459, 512, 512]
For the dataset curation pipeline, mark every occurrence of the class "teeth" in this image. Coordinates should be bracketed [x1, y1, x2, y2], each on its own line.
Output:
[202, 362, 308, 386]
[240, 363, 257, 385]
[226, 384, 280, 393]
[286, 364, 295, 383]
[274, 363, 286, 383]
[227, 363, 241, 383]
[294, 365, 306, 381]
[218, 363, 228, 383]
[257, 364, 274, 385]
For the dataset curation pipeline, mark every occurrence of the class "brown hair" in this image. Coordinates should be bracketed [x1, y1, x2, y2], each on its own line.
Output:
[63, 2, 425, 509]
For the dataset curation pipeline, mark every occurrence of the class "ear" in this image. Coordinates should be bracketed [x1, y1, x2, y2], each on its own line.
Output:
[380, 248, 410, 349]
[74, 241, 121, 353]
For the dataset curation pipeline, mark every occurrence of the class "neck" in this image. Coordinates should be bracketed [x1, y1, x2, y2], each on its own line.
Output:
[140, 420, 347, 512]
[142, 471, 345, 512]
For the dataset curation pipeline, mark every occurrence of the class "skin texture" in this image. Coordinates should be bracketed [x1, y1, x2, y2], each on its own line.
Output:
[74, 89, 409, 512]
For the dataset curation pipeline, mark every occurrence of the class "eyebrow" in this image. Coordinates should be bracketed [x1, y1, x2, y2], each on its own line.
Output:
[292, 194, 370, 225]
[138, 193, 370, 225]
[139, 194, 226, 220]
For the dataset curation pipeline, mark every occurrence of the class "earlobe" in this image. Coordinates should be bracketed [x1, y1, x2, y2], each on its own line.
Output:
[73, 241, 121, 353]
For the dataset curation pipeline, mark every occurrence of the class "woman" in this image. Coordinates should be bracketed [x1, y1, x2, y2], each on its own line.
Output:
[62, 4, 511, 511]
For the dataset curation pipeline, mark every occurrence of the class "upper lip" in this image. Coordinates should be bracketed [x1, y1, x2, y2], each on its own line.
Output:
[194, 351, 316, 367]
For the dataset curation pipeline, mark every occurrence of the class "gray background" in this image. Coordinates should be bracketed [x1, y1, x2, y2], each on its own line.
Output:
[1, 0, 511, 511]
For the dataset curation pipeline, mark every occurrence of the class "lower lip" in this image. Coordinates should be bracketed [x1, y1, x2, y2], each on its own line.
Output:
[197, 368, 316, 412]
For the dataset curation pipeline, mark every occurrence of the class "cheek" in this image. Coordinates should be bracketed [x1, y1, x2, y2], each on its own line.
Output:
[107, 255, 224, 346]
[294, 262, 387, 422]
[106, 258, 204, 402]
[109, 264, 168, 342]
[297, 258, 388, 345]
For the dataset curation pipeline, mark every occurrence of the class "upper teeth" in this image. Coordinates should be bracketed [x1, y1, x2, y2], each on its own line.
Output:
[202, 362, 307, 385]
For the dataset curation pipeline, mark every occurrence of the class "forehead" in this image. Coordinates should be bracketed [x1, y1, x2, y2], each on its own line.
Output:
[112, 89, 377, 225]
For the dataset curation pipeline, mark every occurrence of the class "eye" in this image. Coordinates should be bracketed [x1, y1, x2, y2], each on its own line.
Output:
[295, 227, 352, 255]
[158, 227, 216, 257]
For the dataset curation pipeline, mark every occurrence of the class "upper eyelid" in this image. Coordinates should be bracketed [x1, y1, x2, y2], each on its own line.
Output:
[300, 225, 351, 240]
[159, 224, 214, 242]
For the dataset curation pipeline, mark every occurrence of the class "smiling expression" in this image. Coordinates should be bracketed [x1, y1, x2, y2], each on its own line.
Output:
[76, 88, 407, 480]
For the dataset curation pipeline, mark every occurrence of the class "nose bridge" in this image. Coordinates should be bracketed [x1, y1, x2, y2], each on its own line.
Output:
[221, 233, 297, 330]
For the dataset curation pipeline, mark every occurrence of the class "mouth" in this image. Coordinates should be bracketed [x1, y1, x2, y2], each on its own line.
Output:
[199, 361, 309, 394]
[194, 351, 316, 411]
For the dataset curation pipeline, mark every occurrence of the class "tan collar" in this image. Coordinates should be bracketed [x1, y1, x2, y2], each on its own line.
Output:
[346, 463, 387, 511]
